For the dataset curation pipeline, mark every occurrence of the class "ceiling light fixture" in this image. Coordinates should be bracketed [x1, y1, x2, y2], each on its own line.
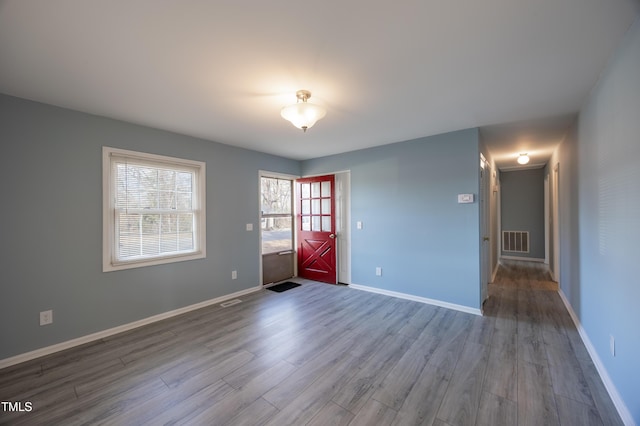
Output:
[517, 153, 530, 165]
[280, 90, 326, 132]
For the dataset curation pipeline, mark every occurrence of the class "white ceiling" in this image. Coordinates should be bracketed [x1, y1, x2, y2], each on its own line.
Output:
[1, 1, 638, 168]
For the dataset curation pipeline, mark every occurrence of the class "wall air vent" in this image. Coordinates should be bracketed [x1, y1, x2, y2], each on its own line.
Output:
[502, 231, 529, 253]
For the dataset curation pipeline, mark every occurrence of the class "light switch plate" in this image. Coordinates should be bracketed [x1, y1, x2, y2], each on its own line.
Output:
[458, 194, 474, 203]
[246, 223, 253, 231]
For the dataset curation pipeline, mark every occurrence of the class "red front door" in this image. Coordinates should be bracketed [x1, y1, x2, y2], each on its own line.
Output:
[296, 175, 337, 284]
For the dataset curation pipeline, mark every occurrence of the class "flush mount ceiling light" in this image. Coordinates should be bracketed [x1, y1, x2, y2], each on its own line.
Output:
[517, 153, 530, 165]
[280, 90, 326, 132]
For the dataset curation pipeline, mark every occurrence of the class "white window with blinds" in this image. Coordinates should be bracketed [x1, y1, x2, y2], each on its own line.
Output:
[103, 147, 206, 271]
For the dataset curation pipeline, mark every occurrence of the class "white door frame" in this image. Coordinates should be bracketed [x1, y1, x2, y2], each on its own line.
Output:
[335, 171, 352, 284]
[544, 173, 550, 265]
[480, 156, 491, 309]
[551, 163, 560, 281]
[491, 169, 500, 282]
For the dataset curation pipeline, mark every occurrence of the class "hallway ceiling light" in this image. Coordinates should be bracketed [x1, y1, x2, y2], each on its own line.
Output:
[280, 90, 326, 132]
[517, 153, 530, 165]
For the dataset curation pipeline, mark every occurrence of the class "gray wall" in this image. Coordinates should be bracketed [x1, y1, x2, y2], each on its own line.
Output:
[0, 94, 300, 359]
[302, 128, 481, 309]
[569, 16, 640, 424]
[552, 17, 640, 424]
[500, 169, 545, 259]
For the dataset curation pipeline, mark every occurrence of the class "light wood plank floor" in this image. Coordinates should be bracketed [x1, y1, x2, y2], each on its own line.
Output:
[0, 261, 623, 425]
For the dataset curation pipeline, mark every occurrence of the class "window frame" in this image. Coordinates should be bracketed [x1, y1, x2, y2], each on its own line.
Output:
[260, 175, 294, 255]
[102, 146, 206, 272]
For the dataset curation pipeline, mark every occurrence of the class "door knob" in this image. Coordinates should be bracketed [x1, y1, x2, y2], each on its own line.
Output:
[483, 237, 490, 241]
[329, 234, 336, 239]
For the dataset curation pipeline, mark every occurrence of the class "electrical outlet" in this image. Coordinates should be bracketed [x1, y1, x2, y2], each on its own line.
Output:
[40, 310, 53, 326]
[610, 335, 615, 357]
[375, 267, 382, 276]
[356, 221, 363, 230]
[232, 270, 238, 280]
[246, 223, 253, 231]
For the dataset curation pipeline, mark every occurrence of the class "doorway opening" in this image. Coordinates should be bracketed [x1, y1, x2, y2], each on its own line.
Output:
[260, 173, 295, 285]
[260, 170, 351, 287]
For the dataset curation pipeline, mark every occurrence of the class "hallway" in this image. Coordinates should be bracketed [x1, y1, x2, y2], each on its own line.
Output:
[485, 260, 622, 425]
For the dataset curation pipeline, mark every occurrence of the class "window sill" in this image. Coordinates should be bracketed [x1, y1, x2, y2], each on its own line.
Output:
[103, 251, 206, 272]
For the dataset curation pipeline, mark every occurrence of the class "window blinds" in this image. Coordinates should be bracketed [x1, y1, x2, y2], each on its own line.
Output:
[113, 158, 197, 261]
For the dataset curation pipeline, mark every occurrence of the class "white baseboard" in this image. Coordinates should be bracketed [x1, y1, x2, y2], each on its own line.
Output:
[0, 285, 262, 370]
[349, 283, 482, 316]
[491, 263, 499, 282]
[558, 290, 635, 426]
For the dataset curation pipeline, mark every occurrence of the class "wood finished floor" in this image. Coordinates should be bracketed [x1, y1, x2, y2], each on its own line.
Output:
[0, 261, 623, 425]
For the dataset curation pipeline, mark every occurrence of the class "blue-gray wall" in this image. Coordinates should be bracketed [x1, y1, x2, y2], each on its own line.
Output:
[557, 17, 640, 424]
[302, 129, 481, 309]
[0, 94, 300, 360]
[500, 169, 545, 259]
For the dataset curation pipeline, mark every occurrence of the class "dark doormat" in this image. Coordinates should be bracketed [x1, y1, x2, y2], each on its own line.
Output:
[266, 282, 301, 293]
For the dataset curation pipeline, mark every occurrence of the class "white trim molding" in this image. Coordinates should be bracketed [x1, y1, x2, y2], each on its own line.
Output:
[500, 255, 546, 263]
[0, 285, 262, 370]
[558, 290, 635, 426]
[349, 283, 482, 316]
[491, 263, 500, 283]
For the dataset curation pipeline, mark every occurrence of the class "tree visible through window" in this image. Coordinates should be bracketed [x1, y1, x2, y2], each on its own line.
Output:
[103, 147, 206, 271]
[261, 177, 292, 254]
